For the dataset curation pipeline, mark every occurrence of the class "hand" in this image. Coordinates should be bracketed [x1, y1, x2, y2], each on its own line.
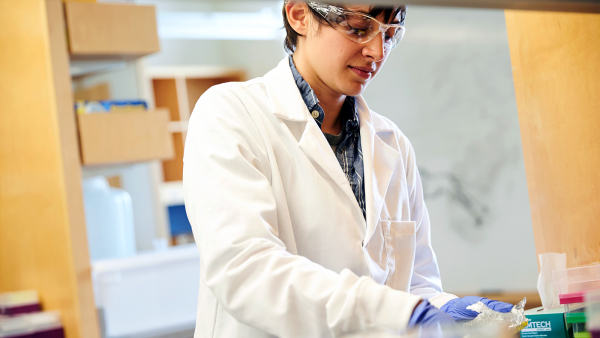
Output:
[408, 300, 456, 329]
[440, 296, 514, 321]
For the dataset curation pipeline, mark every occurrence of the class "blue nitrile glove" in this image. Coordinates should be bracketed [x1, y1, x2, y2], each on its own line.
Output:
[440, 296, 514, 322]
[408, 299, 456, 329]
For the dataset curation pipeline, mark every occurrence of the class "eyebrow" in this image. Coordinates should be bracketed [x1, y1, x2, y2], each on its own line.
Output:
[342, 5, 368, 15]
[344, 5, 403, 25]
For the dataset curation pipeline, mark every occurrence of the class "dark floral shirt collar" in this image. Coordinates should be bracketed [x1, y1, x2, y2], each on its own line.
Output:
[288, 56, 360, 134]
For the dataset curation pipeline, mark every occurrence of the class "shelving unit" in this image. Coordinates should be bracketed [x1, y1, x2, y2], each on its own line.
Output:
[144, 66, 246, 182]
[0, 1, 163, 338]
[137, 66, 245, 246]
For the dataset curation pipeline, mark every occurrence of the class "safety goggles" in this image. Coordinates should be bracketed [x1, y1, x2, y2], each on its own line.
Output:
[307, 2, 406, 51]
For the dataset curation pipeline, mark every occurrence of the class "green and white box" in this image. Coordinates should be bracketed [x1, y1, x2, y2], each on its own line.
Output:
[521, 306, 569, 338]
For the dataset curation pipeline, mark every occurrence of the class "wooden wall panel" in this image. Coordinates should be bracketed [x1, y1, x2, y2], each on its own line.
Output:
[505, 10, 600, 268]
[0, 1, 100, 337]
[153, 79, 180, 121]
[185, 73, 245, 114]
[162, 132, 185, 182]
[46, 1, 100, 337]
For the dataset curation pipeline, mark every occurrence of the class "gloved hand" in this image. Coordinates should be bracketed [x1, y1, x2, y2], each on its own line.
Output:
[408, 299, 456, 329]
[440, 296, 514, 322]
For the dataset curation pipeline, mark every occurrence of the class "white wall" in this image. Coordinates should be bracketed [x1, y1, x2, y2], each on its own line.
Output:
[144, 39, 287, 79]
[136, 1, 539, 293]
[362, 6, 538, 293]
[139, 0, 288, 78]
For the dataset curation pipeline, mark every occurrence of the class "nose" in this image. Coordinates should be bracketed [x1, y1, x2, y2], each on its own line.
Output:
[362, 31, 386, 62]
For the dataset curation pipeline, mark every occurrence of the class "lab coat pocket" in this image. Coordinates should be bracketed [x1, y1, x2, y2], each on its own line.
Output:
[384, 221, 416, 292]
[364, 220, 391, 285]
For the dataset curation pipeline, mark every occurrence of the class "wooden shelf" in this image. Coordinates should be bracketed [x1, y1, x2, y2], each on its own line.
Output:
[146, 66, 246, 182]
[65, 2, 160, 60]
[77, 110, 174, 166]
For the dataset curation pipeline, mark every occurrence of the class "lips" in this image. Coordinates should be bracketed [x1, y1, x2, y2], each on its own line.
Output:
[349, 66, 375, 80]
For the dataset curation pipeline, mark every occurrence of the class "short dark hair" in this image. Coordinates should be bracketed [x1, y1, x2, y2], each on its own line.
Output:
[282, 2, 407, 53]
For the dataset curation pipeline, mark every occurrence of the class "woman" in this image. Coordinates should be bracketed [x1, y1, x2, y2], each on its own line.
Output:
[183, 1, 513, 337]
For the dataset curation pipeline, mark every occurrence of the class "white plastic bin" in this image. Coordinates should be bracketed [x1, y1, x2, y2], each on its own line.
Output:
[91, 244, 199, 338]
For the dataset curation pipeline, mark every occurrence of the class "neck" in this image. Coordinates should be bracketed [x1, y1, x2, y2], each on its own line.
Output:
[292, 53, 345, 135]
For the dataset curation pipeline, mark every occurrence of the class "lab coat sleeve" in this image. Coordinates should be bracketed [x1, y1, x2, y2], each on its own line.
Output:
[183, 84, 422, 338]
[404, 138, 458, 307]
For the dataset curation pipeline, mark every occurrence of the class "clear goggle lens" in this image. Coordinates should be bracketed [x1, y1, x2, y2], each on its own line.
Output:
[308, 2, 406, 51]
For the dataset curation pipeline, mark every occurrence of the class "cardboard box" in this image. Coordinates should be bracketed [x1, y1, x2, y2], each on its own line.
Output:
[77, 110, 174, 165]
[522, 306, 570, 338]
[65, 2, 159, 60]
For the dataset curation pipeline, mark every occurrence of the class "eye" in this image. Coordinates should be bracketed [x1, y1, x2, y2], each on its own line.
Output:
[333, 15, 345, 25]
[384, 28, 398, 41]
[349, 26, 368, 37]
[348, 24, 372, 38]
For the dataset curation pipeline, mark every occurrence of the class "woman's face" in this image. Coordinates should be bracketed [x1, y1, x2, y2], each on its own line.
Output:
[302, 5, 400, 97]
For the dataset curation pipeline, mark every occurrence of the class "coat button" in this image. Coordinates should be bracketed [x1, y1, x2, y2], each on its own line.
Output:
[311, 110, 320, 119]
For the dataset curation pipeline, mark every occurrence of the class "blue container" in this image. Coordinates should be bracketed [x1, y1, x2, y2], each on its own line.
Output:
[167, 204, 192, 236]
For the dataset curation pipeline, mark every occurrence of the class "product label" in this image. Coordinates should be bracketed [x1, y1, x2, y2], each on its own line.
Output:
[521, 315, 567, 338]
[522, 321, 552, 332]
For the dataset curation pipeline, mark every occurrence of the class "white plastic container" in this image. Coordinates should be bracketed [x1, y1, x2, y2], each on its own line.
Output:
[552, 264, 600, 295]
[83, 176, 136, 261]
[91, 244, 199, 338]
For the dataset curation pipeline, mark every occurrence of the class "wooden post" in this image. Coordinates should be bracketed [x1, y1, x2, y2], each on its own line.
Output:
[505, 10, 600, 268]
[0, 0, 100, 337]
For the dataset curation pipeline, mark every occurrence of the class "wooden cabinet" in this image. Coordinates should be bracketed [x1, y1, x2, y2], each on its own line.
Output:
[505, 10, 600, 268]
[0, 1, 162, 337]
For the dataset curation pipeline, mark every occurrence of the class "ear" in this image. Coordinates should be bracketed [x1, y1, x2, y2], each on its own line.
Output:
[286, 1, 310, 36]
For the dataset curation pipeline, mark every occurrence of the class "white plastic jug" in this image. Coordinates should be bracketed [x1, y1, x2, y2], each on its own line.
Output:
[83, 176, 136, 261]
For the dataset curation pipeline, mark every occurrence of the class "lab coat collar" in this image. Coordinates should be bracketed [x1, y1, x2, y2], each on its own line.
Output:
[264, 57, 395, 133]
[264, 57, 401, 245]
[263, 58, 310, 122]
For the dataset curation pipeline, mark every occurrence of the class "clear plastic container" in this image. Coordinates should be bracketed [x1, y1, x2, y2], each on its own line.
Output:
[567, 312, 589, 338]
[561, 291, 587, 313]
[552, 264, 600, 294]
[587, 289, 600, 338]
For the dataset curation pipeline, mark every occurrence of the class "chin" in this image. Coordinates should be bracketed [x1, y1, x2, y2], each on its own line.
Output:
[344, 83, 367, 97]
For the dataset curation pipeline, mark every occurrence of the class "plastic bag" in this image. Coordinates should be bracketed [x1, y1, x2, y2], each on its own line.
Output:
[462, 297, 529, 334]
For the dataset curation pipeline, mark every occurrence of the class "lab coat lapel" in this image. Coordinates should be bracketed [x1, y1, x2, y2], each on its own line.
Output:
[264, 58, 365, 222]
[297, 120, 363, 214]
[356, 96, 402, 246]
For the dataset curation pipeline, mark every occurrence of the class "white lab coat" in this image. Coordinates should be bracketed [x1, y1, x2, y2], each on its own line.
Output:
[183, 58, 457, 338]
